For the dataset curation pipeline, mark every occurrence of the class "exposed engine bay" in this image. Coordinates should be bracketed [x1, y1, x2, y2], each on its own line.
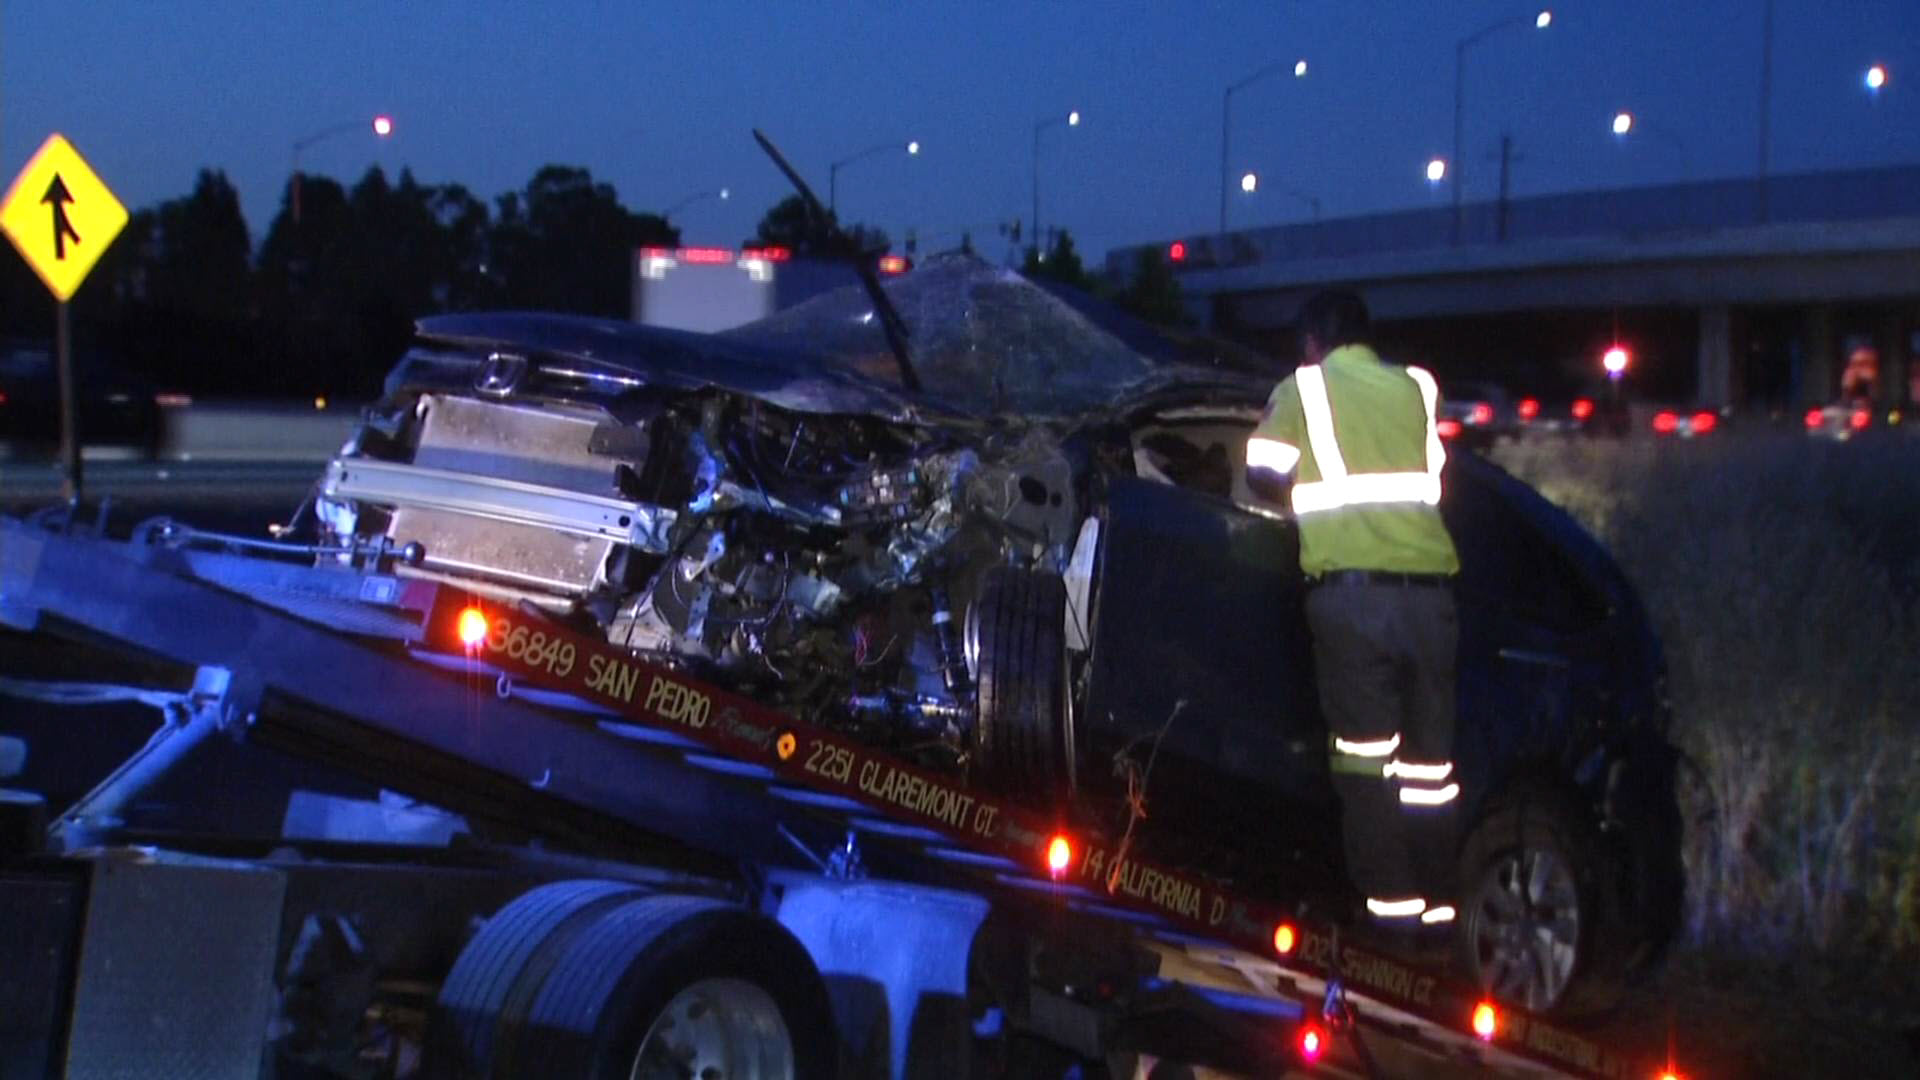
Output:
[319, 382, 1082, 771]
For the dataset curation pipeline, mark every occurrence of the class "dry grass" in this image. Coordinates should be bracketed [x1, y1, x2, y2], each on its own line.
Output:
[1493, 431, 1920, 1078]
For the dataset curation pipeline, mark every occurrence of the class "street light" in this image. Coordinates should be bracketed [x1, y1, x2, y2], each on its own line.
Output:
[291, 114, 394, 224]
[1610, 111, 1691, 170]
[829, 139, 920, 214]
[1451, 10, 1551, 244]
[1238, 172, 1322, 221]
[1032, 110, 1080, 254]
[1427, 158, 1449, 183]
[664, 187, 730, 218]
[1866, 64, 1888, 92]
[1221, 57, 1309, 233]
[1241, 172, 1259, 193]
[1612, 111, 1634, 135]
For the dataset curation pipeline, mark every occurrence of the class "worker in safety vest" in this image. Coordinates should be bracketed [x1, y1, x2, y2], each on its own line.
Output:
[1245, 289, 1462, 931]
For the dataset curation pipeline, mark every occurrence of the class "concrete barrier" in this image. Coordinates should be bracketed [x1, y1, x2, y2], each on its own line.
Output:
[159, 402, 362, 462]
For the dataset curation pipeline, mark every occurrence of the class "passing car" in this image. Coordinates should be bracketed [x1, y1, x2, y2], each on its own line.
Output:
[1804, 400, 1877, 441]
[1518, 389, 1631, 439]
[0, 341, 164, 457]
[1437, 381, 1521, 450]
[317, 255, 1681, 1014]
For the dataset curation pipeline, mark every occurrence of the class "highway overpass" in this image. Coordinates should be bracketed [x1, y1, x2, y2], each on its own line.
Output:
[1112, 164, 1920, 411]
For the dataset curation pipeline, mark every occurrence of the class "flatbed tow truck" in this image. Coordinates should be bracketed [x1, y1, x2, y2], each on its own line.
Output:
[0, 507, 1669, 1079]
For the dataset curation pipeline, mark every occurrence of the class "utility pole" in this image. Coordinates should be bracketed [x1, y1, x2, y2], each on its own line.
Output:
[1756, 0, 1774, 223]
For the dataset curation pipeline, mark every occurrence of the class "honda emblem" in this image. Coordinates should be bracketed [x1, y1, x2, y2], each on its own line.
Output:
[475, 352, 528, 396]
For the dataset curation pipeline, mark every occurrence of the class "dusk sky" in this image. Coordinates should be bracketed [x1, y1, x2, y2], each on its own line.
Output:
[4, 2, 1916, 265]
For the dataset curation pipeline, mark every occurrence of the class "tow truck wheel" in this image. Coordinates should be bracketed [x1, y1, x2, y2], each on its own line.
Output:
[969, 566, 1071, 799]
[1455, 794, 1618, 1017]
[435, 885, 834, 1079]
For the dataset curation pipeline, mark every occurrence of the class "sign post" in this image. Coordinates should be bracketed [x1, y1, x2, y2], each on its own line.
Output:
[1, 134, 130, 501]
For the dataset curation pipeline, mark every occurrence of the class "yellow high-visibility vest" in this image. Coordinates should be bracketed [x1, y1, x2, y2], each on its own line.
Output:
[1248, 344, 1460, 577]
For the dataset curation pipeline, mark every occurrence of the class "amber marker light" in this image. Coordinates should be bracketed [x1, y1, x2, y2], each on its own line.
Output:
[1472, 1001, 1499, 1041]
[1273, 923, 1298, 955]
[1045, 834, 1073, 877]
[456, 607, 489, 648]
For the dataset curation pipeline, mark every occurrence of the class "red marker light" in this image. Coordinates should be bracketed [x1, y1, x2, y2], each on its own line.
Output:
[1045, 835, 1073, 877]
[1804, 407, 1824, 429]
[1652, 411, 1679, 434]
[1472, 1001, 1499, 1041]
[1273, 923, 1297, 955]
[1297, 1022, 1328, 1063]
[1518, 397, 1539, 421]
[1169, 241, 1187, 262]
[878, 255, 909, 274]
[456, 607, 490, 648]
[1437, 418, 1463, 439]
[1469, 402, 1494, 426]
[1571, 397, 1595, 421]
[1850, 407, 1871, 431]
[1690, 411, 1717, 434]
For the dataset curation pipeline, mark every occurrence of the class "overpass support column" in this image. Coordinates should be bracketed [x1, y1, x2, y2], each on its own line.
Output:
[1696, 305, 1733, 410]
[1802, 306, 1835, 407]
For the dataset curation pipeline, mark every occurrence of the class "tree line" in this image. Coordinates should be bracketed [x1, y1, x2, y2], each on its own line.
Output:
[0, 164, 1184, 400]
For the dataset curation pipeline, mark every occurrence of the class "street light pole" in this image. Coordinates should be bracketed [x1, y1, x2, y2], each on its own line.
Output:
[1220, 58, 1308, 236]
[829, 139, 920, 215]
[664, 187, 729, 218]
[1032, 111, 1079, 255]
[291, 115, 393, 224]
[1451, 11, 1550, 245]
[1756, 0, 1775, 223]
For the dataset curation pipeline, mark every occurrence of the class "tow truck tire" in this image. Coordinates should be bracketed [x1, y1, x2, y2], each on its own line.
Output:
[434, 879, 648, 1075]
[514, 893, 834, 1080]
[1455, 792, 1622, 1018]
[970, 566, 1070, 799]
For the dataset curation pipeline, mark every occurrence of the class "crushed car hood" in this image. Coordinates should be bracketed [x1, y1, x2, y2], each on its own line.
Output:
[725, 253, 1273, 420]
[413, 311, 925, 421]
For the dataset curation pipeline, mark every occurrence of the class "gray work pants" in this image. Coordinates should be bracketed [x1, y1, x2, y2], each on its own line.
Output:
[1305, 580, 1459, 904]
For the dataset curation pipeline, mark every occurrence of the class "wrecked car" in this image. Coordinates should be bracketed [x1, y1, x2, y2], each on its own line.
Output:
[317, 254, 1682, 1014]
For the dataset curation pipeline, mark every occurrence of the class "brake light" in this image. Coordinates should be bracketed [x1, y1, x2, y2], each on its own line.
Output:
[1437, 418, 1463, 439]
[0, 391, 7, 405]
[1273, 923, 1297, 955]
[1690, 411, 1717, 434]
[1472, 1001, 1499, 1041]
[1518, 397, 1539, 421]
[1045, 834, 1073, 877]
[1805, 407, 1824, 429]
[1169, 241, 1187, 262]
[1850, 407, 1870, 430]
[1652, 411, 1679, 434]
[1469, 402, 1494, 426]
[1296, 1022, 1328, 1063]
[742, 245, 791, 261]
[456, 607, 490, 648]
[1571, 398, 1594, 421]
[679, 247, 736, 264]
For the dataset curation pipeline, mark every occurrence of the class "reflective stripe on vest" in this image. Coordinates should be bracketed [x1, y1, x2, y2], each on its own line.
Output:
[1290, 363, 1446, 517]
[1247, 436, 1302, 473]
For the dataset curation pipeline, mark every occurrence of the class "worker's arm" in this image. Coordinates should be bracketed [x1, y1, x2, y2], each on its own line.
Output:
[1245, 378, 1302, 507]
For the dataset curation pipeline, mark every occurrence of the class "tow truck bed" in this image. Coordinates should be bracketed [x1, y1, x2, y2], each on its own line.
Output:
[0, 512, 1652, 1078]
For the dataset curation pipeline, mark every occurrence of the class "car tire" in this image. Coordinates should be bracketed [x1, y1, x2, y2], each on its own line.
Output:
[1454, 791, 1624, 1018]
[434, 885, 834, 1079]
[968, 566, 1070, 800]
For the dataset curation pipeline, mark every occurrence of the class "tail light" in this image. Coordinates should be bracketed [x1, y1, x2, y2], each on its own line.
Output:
[1850, 407, 1871, 430]
[1571, 398, 1594, 421]
[1469, 402, 1494, 426]
[1690, 411, 1717, 434]
[1437, 418, 1463, 439]
[1517, 397, 1539, 421]
[1471, 1001, 1499, 1041]
[1652, 411, 1679, 434]
[1804, 407, 1824, 429]
[1296, 1022, 1328, 1063]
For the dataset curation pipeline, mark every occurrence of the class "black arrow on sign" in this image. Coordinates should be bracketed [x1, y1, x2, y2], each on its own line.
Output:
[42, 174, 81, 259]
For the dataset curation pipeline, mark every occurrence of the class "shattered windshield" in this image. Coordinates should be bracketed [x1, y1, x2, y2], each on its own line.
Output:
[726, 253, 1179, 418]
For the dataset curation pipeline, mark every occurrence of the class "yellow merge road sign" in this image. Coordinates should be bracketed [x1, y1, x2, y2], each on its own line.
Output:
[1, 134, 129, 302]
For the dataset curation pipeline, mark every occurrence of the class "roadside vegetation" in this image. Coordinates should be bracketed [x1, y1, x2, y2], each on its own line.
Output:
[1493, 430, 1920, 1077]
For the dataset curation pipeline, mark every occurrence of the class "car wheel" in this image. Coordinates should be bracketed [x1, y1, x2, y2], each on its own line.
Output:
[968, 566, 1071, 800]
[1455, 793, 1621, 1016]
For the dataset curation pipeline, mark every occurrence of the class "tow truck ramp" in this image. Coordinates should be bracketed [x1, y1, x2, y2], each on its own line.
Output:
[0, 513, 1660, 1078]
